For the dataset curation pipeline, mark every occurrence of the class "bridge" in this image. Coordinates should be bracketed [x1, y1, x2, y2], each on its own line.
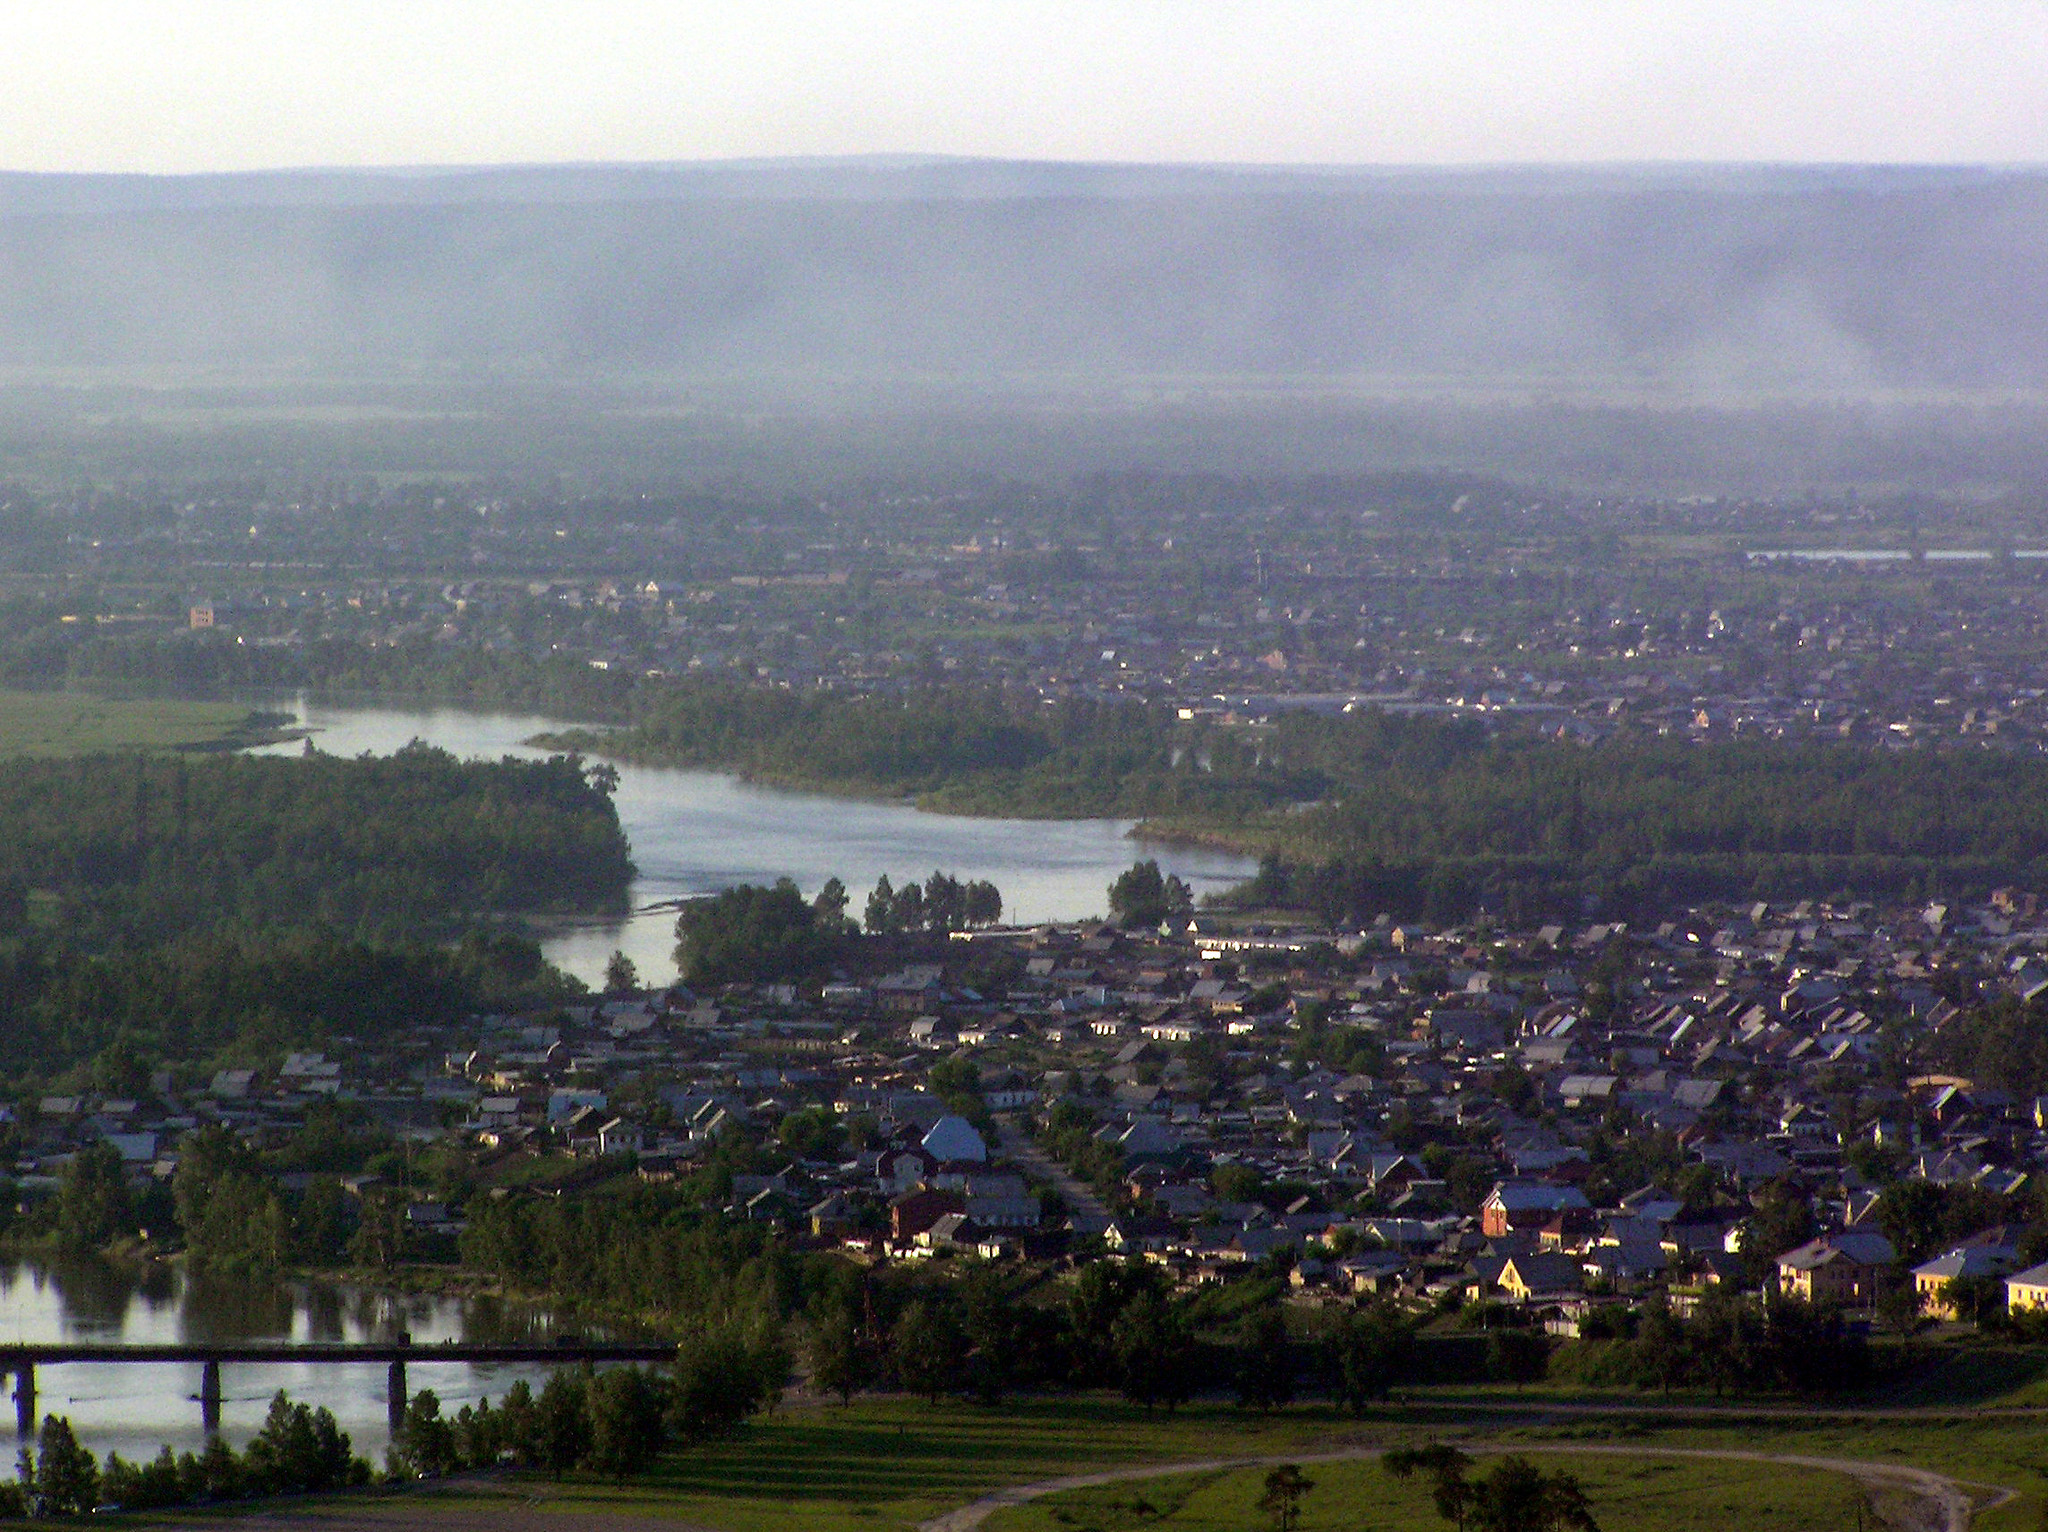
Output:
[0, 1339, 678, 1437]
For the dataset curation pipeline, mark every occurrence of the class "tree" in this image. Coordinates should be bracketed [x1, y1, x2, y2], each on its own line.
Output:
[603, 949, 639, 994]
[1108, 860, 1192, 929]
[958, 1264, 1024, 1404]
[964, 879, 1003, 926]
[393, 1390, 458, 1478]
[1066, 1259, 1151, 1385]
[1236, 1303, 1295, 1411]
[1333, 1303, 1413, 1413]
[347, 1188, 407, 1271]
[496, 1379, 540, 1467]
[56, 1141, 133, 1250]
[1628, 1299, 1688, 1395]
[32, 1415, 98, 1515]
[812, 876, 851, 932]
[1485, 1328, 1549, 1386]
[1466, 1456, 1600, 1532]
[242, 1391, 358, 1493]
[1386, 1445, 1474, 1532]
[291, 1175, 355, 1263]
[173, 1124, 285, 1272]
[585, 1367, 668, 1482]
[891, 1299, 963, 1404]
[864, 874, 898, 935]
[806, 1304, 876, 1406]
[676, 879, 840, 983]
[670, 1324, 786, 1442]
[1259, 1464, 1315, 1532]
[534, 1372, 592, 1479]
[1111, 1291, 1196, 1412]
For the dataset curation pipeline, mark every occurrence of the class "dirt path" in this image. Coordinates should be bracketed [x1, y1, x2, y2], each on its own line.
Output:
[918, 1443, 2017, 1532]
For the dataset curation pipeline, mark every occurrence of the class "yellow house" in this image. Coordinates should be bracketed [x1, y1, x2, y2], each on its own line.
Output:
[2005, 1262, 2048, 1312]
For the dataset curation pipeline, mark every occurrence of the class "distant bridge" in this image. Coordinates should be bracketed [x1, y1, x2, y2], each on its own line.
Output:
[0, 1339, 677, 1436]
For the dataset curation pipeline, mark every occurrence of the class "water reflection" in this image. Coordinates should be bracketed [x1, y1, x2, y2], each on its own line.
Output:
[179, 1271, 296, 1345]
[42, 1256, 151, 1335]
[0, 1261, 570, 1462]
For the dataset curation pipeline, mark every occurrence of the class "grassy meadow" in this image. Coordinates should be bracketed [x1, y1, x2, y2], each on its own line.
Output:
[985, 1455, 1882, 1532]
[0, 690, 274, 756]
[188, 1398, 2046, 1532]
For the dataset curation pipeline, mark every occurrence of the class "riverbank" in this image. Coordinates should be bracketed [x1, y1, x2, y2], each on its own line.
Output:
[527, 727, 1287, 854]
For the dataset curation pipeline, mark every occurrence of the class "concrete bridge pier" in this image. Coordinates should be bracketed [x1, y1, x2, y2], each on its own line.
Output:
[200, 1360, 222, 1436]
[13, 1362, 32, 1439]
[387, 1360, 407, 1434]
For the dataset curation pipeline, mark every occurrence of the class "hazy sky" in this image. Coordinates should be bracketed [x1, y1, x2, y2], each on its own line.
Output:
[3, 0, 2044, 174]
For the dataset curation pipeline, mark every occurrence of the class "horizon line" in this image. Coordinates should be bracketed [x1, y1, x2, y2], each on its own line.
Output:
[2, 153, 2045, 182]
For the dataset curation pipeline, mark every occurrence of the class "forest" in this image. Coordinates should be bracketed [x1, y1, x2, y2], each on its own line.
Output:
[0, 743, 632, 948]
[558, 685, 2048, 919]
[0, 929, 583, 1081]
[0, 743, 625, 1080]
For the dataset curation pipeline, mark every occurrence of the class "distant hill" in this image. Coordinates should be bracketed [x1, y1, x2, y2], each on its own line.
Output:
[0, 158, 2042, 389]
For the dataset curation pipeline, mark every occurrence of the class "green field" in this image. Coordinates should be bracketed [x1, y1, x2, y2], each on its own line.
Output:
[177, 1399, 2043, 1532]
[0, 690, 276, 756]
[986, 1456, 1882, 1532]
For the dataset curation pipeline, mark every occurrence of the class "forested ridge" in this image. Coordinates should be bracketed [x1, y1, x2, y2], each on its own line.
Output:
[0, 743, 632, 947]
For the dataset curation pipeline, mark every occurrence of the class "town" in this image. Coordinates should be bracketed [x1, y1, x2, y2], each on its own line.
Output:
[17, 472, 2048, 759]
[22, 876, 2048, 1352]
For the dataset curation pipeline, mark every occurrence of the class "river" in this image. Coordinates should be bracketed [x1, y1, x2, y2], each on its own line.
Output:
[0, 1259, 571, 1464]
[245, 700, 1256, 988]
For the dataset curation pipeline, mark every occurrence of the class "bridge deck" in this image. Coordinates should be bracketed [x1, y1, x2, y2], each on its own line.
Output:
[0, 1343, 674, 1365]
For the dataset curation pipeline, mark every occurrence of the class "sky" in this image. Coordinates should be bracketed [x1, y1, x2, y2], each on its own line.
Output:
[1, 0, 2044, 175]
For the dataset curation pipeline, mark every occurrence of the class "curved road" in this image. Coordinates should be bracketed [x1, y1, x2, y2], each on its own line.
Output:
[919, 1443, 2016, 1532]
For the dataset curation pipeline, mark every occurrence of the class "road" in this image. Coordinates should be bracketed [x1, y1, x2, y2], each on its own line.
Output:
[996, 1117, 1110, 1222]
[918, 1443, 2016, 1532]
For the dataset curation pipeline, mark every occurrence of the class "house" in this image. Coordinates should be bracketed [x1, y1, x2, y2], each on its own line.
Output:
[920, 1115, 988, 1164]
[1336, 1252, 1410, 1295]
[1776, 1232, 1898, 1305]
[809, 1192, 860, 1239]
[964, 1193, 1041, 1230]
[1914, 1226, 2026, 1317]
[1497, 1252, 1585, 1301]
[890, 1188, 965, 1243]
[2005, 1261, 2048, 1313]
[1481, 1182, 1592, 1238]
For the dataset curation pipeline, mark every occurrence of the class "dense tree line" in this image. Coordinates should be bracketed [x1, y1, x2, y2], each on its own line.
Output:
[0, 928, 580, 1080]
[3, 1395, 369, 1516]
[801, 1256, 1417, 1414]
[0, 744, 630, 949]
[861, 872, 1003, 934]
[1242, 715, 2048, 920]
[672, 872, 1005, 987]
[1549, 1289, 1871, 1395]
[388, 1341, 784, 1484]
[459, 1183, 805, 1325]
[1385, 1447, 1600, 1532]
[565, 682, 2048, 916]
